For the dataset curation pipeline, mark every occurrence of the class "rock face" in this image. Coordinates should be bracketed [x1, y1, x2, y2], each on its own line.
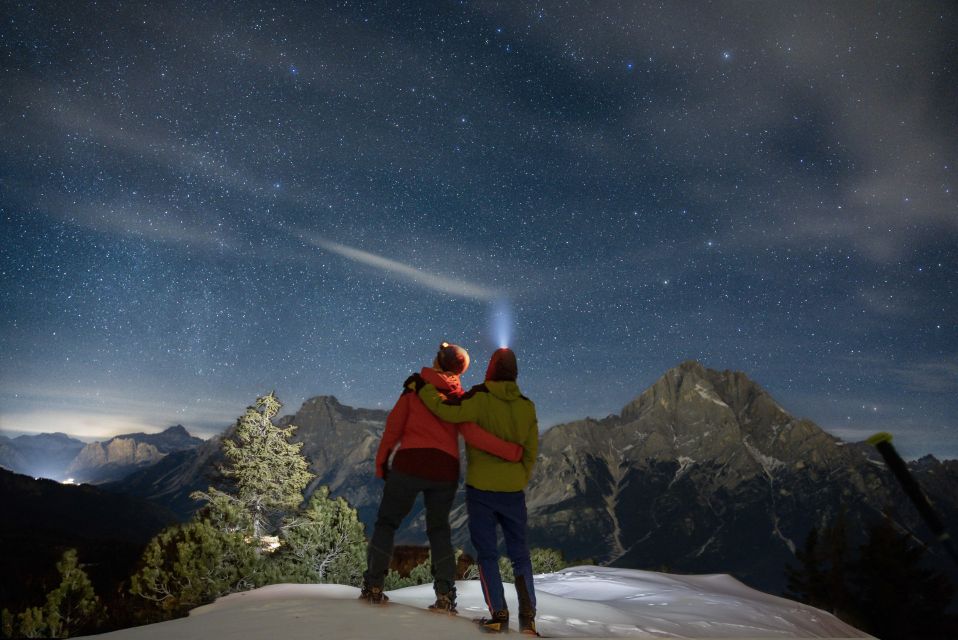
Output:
[67, 425, 204, 484]
[107, 436, 228, 518]
[70, 439, 163, 470]
[276, 396, 389, 525]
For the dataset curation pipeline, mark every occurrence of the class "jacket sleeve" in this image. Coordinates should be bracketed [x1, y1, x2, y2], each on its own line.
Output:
[418, 384, 482, 424]
[375, 392, 411, 478]
[458, 423, 522, 462]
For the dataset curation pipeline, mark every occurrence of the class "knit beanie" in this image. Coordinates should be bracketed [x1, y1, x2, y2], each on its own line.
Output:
[485, 347, 518, 382]
[436, 342, 470, 374]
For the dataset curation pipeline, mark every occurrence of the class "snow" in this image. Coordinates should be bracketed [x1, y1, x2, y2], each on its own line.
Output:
[742, 438, 785, 476]
[77, 567, 871, 639]
[693, 384, 728, 408]
[669, 456, 695, 488]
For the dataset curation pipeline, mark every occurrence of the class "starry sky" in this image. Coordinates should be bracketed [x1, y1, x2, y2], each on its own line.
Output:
[2, 2, 956, 459]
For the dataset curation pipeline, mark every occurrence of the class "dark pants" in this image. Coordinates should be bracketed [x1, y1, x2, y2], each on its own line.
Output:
[466, 485, 536, 616]
[364, 471, 458, 594]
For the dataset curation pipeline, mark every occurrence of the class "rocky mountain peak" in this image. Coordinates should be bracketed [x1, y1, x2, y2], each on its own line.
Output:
[288, 396, 344, 429]
[303, 395, 342, 408]
[162, 424, 190, 436]
[287, 395, 388, 431]
[539, 361, 843, 482]
[621, 360, 727, 421]
[620, 361, 794, 436]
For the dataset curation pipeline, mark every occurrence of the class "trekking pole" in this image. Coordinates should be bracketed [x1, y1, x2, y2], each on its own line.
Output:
[867, 432, 958, 567]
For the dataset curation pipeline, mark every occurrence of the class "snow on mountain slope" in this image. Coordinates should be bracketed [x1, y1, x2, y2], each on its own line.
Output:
[78, 567, 870, 639]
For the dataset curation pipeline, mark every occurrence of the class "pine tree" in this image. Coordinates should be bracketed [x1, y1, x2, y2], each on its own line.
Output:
[271, 486, 366, 586]
[130, 519, 263, 615]
[405, 553, 438, 586]
[530, 548, 567, 574]
[498, 556, 515, 583]
[1, 608, 13, 639]
[131, 392, 333, 618]
[383, 569, 417, 591]
[785, 512, 958, 639]
[204, 392, 314, 539]
[852, 516, 957, 640]
[785, 514, 855, 620]
[465, 548, 567, 583]
[15, 607, 45, 639]
[43, 549, 103, 638]
[384, 550, 468, 590]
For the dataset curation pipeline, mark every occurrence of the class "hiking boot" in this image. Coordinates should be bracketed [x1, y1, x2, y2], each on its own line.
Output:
[474, 609, 509, 633]
[519, 613, 539, 636]
[358, 583, 389, 604]
[427, 589, 458, 614]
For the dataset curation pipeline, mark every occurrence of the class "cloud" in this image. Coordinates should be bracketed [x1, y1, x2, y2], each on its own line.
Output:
[481, 3, 957, 262]
[0, 409, 170, 440]
[302, 235, 501, 301]
[35, 195, 236, 251]
[888, 359, 958, 394]
[0, 386, 240, 440]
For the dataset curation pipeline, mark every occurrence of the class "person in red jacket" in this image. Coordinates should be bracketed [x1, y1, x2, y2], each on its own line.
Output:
[359, 342, 522, 614]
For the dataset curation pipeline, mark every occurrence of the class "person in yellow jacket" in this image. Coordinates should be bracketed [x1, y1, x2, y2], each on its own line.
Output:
[417, 347, 540, 635]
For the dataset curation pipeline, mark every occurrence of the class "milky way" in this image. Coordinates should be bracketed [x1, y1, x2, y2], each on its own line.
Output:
[2, 2, 956, 458]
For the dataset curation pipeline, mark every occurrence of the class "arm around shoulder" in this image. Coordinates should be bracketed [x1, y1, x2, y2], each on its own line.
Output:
[459, 422, 522, 462]
[418, 383, 482, 424]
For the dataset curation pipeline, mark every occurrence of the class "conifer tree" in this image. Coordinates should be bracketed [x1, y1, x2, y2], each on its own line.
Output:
[209, 392, 314, 539]
[271, 486, 366, 586]
[43, 549, 103, 638]
[384, 550, 468, 590]
[785, 512, 958, 639]
[530, 547, 568, 574]
[1, 609, 13, 639]
[15, 607, 45, 639]
[383, 566, 419, 591]
[785, 514, 854, 619]
[852, 516, 957, 640]
[130, 519, 262, 615]
[462, 547, 567, 583]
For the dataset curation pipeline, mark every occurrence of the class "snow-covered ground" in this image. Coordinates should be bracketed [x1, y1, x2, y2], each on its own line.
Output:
[79, 566, 872, 639]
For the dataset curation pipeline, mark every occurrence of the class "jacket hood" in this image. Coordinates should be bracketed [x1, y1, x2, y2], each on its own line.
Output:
[420, 367, 462, 395]
[484, 379, 523, 402]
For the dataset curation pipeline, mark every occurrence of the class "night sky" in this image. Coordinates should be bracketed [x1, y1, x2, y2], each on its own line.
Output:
[2, 2, 956, 459]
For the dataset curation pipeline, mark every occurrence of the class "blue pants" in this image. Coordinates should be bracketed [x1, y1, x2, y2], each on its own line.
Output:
[466, 485, 536, 616]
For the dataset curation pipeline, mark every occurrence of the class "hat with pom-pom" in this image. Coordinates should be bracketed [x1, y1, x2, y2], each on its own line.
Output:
[436, 342, 470, 374]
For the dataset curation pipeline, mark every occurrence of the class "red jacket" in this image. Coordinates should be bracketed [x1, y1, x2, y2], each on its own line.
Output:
[374, 367, 522, 480]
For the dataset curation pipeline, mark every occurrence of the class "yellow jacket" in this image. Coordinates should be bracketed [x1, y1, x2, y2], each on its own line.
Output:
[418, 380, 538, 492]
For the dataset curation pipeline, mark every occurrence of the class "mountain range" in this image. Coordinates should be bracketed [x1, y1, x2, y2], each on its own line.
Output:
[0, 425, 203, 483]
[0, 432, 86, 480]
[11, 362, 958, 595]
